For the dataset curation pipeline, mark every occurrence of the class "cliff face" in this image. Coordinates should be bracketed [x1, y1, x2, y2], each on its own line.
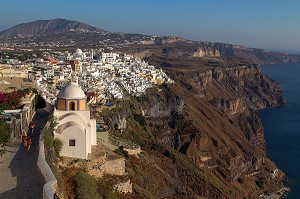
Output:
[193, 47, 221, 58]
[167, 63, 285, 149]
[102, 59, 286, 198]
[212, 43, 300, 64]
[122, 44, 300, 65]
[178, 64, 285, 110]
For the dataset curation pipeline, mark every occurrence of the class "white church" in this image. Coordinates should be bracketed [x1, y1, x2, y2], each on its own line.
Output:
[54, 83, 97, 159]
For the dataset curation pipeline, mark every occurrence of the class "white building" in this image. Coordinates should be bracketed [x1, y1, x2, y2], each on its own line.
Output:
[54, 83, 97, 159]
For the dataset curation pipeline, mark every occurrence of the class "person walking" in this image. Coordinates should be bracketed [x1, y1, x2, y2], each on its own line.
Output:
[29, 122, 35, 135]
[25, 136, 32, 152]
[21, 130, 27, 147]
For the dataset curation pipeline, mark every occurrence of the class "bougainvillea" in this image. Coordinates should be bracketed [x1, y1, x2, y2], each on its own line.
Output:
[0, 91, 22, 110]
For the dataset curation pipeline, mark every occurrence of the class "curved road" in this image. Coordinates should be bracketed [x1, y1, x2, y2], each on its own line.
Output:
[0, 105, 52, 199]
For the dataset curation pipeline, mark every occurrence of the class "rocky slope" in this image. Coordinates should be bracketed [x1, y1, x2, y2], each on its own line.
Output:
[100, 56, 287, 198]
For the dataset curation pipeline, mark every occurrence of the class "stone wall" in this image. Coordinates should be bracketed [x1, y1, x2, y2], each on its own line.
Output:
[114, 180, 133, 193]
[101, 157, 126, 176]
[37, 127, 57, 199]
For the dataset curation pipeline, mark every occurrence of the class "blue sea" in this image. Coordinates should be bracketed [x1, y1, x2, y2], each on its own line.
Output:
[260, 63, 300, 199]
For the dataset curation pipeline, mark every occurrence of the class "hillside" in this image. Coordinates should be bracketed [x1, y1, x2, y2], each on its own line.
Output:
[98, 57, 287, 198]
[0, 18, 105, 38]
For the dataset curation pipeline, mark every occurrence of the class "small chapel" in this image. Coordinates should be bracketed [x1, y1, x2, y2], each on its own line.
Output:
[54, 82, 97, 159]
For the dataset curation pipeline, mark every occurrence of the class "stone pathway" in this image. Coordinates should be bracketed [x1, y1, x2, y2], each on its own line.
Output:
[0, 106, 51, 199]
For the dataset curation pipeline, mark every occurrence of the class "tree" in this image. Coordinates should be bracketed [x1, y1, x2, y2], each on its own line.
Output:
[32, 89, 46, 109]
[0, 119, 12, 157]
[0, 91, 21, 110]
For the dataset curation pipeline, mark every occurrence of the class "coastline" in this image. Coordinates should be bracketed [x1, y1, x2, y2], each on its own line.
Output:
[259, 63, 300, 199]
[261, 187, 290, 199]
[257, 63, 289, 198]
[258, 105, 290, 199]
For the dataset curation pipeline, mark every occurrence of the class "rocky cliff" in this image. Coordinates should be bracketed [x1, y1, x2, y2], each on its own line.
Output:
[121, 44, 300, 64]
[101, 57, 286, 198]
[212, 42, 300, 64]
[193, 47, 221, 58]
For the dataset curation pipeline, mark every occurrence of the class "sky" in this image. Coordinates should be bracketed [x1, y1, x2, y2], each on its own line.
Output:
[0, 0, 300, 53]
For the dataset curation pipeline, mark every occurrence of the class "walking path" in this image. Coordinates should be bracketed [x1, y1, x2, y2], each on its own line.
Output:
[0, 106, 51, 199]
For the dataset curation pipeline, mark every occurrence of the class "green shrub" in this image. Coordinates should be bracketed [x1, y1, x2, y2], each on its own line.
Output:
[75, 173, 102, 199]
[104, 190, 123, 199]
[53, 138, 63, 157]
[0, 119, 12, 156]
[115, 145, 129, 158]
[41, 126, 54, 148]
[41, 115, 59, 148]
[32, 88, 46, 109]
[255, 177, 265, 189]
[133, 114, 146, 127]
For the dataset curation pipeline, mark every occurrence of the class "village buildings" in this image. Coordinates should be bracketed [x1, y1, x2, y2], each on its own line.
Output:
[30, 48, 173, 104]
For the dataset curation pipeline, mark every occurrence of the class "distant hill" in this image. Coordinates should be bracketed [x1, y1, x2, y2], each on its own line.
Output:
[0, 18, 299, 64]
[0, 18, 105, 38]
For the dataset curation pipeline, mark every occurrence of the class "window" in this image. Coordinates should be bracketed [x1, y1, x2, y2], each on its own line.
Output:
[69, 102, 75, 111]
[69, 139, 76, 146]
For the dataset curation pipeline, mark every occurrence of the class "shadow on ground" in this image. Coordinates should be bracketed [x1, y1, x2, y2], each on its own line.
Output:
[0, 104, 53, 199]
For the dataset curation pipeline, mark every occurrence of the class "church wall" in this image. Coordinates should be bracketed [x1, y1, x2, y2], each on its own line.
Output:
[86, 126, 91, 153]
[90, 119, 97, 145]
[59, 115, 87, 129]
[57, 126, 87, 159]
[75, 110, 91, 120]
[57, 99, 66, 110]
[79, 99, 86, 110]
[55, 110, 90, 124]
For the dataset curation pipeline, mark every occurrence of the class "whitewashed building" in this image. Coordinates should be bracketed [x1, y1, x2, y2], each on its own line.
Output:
[54, 83, 97, 159]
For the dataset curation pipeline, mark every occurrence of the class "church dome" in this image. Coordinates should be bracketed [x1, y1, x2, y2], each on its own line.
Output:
[75, 48, 83, 56]
[57, 83, 86, 99]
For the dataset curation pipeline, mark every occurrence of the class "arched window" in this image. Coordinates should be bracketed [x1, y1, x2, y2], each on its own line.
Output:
[69, 102, 75, 111]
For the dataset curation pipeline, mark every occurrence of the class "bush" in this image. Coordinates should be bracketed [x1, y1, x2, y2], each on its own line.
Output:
[32, 88, 46, 109]
[41, 115, 58, 148]
[0, 91, 21, 109]
[75, 173, 102, 199]
[0, 119, 12, 156]
[0, 119, 11, 144]
[53, 138, 63, 157]
[133, 114, 146, 127]
[115, 145, 129, 158]
[255, 177, 265, 189]
[41, 126, 54, 148]
[238, 178, 244, 184]
[35, 94, 46, 109]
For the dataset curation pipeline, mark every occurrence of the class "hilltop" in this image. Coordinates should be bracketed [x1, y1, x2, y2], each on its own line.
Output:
[0, 18, 105, 38]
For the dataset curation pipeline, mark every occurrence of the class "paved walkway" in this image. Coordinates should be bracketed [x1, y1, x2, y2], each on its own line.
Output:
[0, 106, 51, 199]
